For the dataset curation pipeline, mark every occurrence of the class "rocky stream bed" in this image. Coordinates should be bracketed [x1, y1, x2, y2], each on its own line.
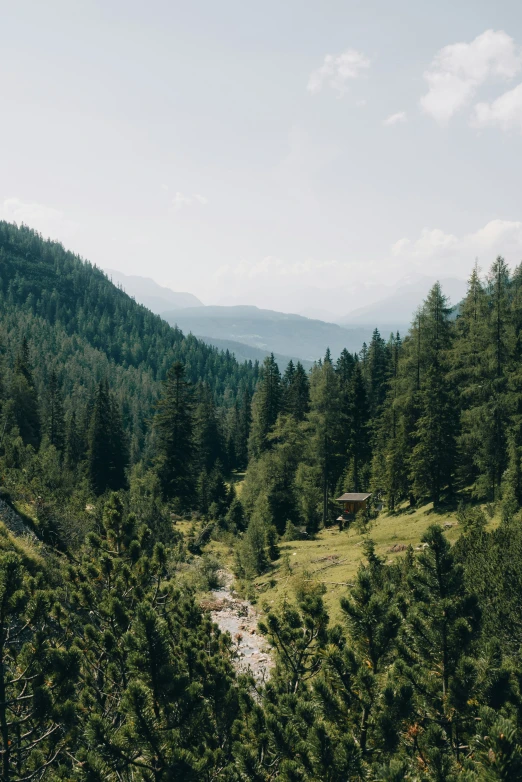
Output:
[202, 571, 273, 683]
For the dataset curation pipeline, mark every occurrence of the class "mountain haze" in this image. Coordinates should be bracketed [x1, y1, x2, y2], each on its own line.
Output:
[106, 268, 203, 313]
[339, 274, 467, 327]
[161, 304, 377, 363]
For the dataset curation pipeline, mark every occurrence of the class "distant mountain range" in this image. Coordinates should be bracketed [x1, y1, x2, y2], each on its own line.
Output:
[199, 336, 314, 371]
[339, 275, 468, 328]
[106, 269, 468, 366]
[160, 305, 378, 366]
[106, 269, 203, 312]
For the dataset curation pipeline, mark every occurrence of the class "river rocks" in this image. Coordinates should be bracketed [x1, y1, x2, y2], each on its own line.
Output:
[208, 571, 273, 683]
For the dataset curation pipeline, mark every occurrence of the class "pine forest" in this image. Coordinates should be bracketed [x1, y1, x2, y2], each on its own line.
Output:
[2, 221, 522, 781]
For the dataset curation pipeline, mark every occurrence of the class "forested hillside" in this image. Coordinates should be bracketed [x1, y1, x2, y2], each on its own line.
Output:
[1, 225, 522, 780]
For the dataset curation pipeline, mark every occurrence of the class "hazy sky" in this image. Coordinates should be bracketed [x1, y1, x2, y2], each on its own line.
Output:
[2, 0, 522, 316]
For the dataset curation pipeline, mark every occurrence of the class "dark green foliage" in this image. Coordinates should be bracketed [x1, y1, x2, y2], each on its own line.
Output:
[2, 225, 522, 779]
[0, 552, 79, 781]
[282, 360, 310, 421]
[44, 369, 65, 451]
[87, 381, 128, 495]
[248, 354, 282, 458]
[11, 337, 41, 448]
[153, 362, 195, 503]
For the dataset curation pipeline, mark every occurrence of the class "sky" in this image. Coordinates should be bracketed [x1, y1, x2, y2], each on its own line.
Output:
[2, 0, 522, 317]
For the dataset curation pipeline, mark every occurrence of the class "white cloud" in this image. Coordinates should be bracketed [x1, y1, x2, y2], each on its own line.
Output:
[472, 82, 522, 130]
[0, 197, 78, 240]
[172, 192, 208, 211]
[392, 219, 522, 275]
[307, 48, 370, 95]
[383, 111, 407, 126]
[421, 29, 521, 124]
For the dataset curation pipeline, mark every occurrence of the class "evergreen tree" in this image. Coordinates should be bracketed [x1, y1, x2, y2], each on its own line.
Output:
[0, 552, 78, 780]
[367, 328, 390, 418]
[396, 526, 481, 772]
[64, 410, 83, 470]
[44, 369, 65, 451]
[450, 264, 490, 491]
[410, 365, 458, 506]
[11, 337, 40, 448]
[282, 360, 310, 421]
[193, 382, 223, 473]
[87, 381, 128, 494]
[248, 354, 282, 459]
[344, 363, 372, 493]
[308, 358, 344, 525]
[153, 361, 195, 503]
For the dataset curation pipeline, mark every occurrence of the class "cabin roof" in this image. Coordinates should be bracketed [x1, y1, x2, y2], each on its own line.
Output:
[336, 492, 372, 502]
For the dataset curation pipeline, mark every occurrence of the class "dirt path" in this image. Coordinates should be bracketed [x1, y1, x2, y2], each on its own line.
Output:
[204, 571, 273, 683]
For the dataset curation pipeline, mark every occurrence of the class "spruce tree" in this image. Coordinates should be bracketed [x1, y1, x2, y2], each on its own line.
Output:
[248, 354, 282, 459]
[193, 382, 223, 473]
[410, 365, 457, 506]
[154, 361, 195, 503]
[308, 358, 344, 525]
[450, 264, 490, 491]
[345, 362, 372, 492]
[64, 410, 83, 470]
[87, 381, 128, 494]
[44, 369, 65, 451]
[282, 360, 310, 421]
[11, 337, 40, 448]
[367, 328, 390, 418]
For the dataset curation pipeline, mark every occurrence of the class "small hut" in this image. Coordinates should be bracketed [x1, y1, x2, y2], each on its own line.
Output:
[336, 492, 372, 529]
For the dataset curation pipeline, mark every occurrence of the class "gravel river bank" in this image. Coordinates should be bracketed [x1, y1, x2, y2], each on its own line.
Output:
[203, 571, 273, 683]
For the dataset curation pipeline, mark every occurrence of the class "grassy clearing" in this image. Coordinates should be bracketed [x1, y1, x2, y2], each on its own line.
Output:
[177, 497, 499, 624]
[248, 502, 498, 624]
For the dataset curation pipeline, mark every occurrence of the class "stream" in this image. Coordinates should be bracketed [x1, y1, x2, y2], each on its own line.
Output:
[204, 571, 273, 683]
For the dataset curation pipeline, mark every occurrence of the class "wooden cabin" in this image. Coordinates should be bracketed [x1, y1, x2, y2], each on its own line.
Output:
[335, 492, 372, 529]
[336, 492, 372, 515]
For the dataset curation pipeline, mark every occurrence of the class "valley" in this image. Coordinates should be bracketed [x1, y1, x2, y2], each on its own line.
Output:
[1, 222, 522, 779]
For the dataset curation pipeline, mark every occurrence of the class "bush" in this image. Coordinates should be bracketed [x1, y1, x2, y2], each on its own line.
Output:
[283, 519, 301, 541]
[457, 503, 487, 533]
[197, 554, 223, 591]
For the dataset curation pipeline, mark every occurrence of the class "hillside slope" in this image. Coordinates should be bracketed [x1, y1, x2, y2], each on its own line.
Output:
[0, 223, 257, 418]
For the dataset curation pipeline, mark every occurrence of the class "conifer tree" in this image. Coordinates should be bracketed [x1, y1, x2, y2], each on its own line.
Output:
[44, 369, 65, 451]
[11, 337, 40, 448]
[248, 354, 282, 459]
[64, 410, 83, 470]
[193, 382, 223, 473]
[367, 328, 390, 418]
[450, 264, 490, 491]
[308, 358, 344, 525]
[282, 360, 310, 421]
[500, 422, 522, 521]
[232, 387, 252, 468]
[154, 361, 195, 503]
[0, 553, 78, 780]
[410, 365, 458, 506]
[87, 381, 128, 494]
[396, 526, 481, 771]
[327, 543, 403, 757]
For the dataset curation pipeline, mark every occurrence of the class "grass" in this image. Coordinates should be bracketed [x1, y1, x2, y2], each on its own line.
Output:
[177, 496, 500, 624]
[246, 502, 499, 624]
